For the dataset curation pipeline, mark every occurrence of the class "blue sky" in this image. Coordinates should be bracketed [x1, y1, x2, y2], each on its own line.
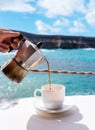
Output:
[0, 0, 95, 36]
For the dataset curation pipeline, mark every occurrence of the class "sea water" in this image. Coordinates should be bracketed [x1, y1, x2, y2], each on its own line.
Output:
[0, 48, 95, 99]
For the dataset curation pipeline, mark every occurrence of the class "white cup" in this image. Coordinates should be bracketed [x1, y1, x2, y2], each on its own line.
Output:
[34, 84, 65, 110]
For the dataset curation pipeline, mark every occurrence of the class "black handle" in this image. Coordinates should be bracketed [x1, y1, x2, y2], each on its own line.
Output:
[8, 34, 24, 52]
[36, 41, 43, 48]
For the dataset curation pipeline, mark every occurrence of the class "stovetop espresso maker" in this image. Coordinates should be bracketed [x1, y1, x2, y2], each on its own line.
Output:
[1, 34, 45, 83]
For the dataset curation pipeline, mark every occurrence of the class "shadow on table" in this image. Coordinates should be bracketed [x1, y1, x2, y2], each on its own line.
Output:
[27, 106, 89, 130]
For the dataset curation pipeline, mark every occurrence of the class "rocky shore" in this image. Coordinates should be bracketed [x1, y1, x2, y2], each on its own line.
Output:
[19, 30, 95, 49]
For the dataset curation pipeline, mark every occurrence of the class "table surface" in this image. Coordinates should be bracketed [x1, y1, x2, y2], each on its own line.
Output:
[0, 95, 95, 130]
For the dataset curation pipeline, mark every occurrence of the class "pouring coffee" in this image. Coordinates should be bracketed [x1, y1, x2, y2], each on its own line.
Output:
[1, 34, 46, 83]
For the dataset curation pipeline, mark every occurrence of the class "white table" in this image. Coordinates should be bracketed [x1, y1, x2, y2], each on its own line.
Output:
[0, 95, 95, 130]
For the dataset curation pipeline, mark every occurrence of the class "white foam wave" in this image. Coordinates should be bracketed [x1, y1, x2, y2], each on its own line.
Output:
[83, 48, 95, 51]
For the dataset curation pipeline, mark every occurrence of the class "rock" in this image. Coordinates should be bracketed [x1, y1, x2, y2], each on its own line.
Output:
[14, 30, 95, 49]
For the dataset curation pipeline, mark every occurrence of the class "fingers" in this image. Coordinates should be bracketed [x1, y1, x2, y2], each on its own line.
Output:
[0, 46, 8, 53]
[0, 42, 10, 53]
[0, 30, 20, 43]
[0, 29, 21, 53]
[5, 31, 20, 38]
[10, 42, 19, 49]
[0, 29, 20, 38]
[0, 37, 20, 53]
[6, 37, 20, 49]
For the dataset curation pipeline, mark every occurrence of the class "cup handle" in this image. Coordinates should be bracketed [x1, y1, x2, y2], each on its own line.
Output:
[34, 89, 42, 97]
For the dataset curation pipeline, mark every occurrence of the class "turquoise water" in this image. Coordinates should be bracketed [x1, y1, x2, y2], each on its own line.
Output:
[0, 48, 95, 99]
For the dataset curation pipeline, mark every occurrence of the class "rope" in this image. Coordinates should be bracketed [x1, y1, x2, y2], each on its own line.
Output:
[0, 65, 95, 75]
[31, 69, 95, 75]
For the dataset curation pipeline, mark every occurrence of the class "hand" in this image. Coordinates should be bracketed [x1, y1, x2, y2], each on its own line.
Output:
[0, 28, 20, 53]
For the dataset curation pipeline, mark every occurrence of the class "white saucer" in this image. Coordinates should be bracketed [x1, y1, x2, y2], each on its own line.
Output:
[34, 98, 74, 114]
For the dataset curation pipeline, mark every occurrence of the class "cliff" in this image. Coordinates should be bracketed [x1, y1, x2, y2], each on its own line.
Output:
[17, 30, 95, 49]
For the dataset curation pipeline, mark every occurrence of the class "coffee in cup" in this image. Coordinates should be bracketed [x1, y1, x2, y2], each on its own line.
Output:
[34, 84, 65, 110]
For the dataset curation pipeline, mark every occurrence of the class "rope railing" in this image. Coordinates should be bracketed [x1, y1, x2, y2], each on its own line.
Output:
[31, 69, 95, 75]
[0, 66, 95, 75]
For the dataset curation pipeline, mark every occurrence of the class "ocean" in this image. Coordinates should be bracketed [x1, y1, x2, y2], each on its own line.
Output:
[0, 48, 95, 100]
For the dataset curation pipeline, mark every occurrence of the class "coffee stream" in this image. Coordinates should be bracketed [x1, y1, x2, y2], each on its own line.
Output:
[44, 58, 52, 90]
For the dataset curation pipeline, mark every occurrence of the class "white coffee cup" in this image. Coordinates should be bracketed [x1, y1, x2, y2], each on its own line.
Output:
[34, 84, 65, 110]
